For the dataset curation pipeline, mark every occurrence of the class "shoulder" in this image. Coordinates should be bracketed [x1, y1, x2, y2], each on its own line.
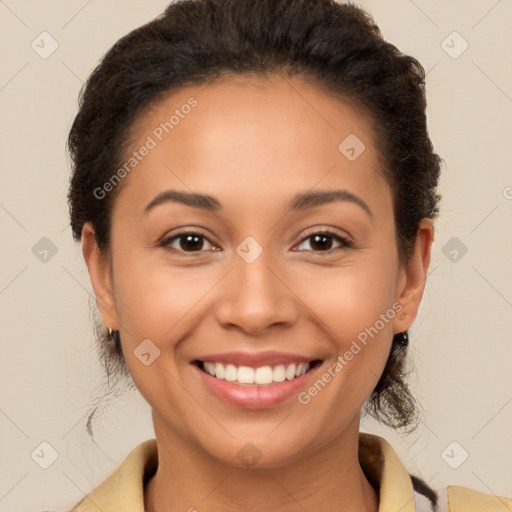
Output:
[68, 439, 158, 512]
[447, 484, 512, 512]
[413, 483, 512, 512]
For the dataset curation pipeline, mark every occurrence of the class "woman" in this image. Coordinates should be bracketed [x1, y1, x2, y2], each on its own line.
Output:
[66, 0, 512, 510]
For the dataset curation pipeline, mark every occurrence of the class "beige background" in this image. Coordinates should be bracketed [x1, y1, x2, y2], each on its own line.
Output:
[1, 1, 511, 510]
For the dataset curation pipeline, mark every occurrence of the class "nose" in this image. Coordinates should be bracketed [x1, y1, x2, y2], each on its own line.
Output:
[214, 250, 299, 336]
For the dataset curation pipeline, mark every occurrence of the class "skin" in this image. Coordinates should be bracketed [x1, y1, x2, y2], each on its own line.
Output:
[82, 74, 433, 511]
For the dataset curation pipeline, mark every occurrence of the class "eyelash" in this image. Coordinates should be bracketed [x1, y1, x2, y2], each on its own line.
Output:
[160, 229, 353, 255]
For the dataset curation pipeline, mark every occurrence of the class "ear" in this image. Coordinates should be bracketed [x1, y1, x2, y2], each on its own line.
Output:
[81, 222, 119, 331]
[393, 218, 434, 334]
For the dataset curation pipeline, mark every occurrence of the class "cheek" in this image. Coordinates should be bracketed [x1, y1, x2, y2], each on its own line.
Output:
[295, 252, 399, 395]
[298, 255, 399, 341]
[110, 255, 212, 410]
[113, 241, 399, 347]
[112, 247, 220, 346]
[292, 261, 399, 427]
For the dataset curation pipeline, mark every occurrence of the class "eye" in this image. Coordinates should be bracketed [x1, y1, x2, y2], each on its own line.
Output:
[160, 228, 352, 255]
[161, 230, 218, 253]
[293, 230, 352, 253]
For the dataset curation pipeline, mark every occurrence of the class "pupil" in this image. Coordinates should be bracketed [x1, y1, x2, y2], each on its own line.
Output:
[311, 234, 332, 251]
[178, 234, 334, 252]
[181, 235, 203, 251]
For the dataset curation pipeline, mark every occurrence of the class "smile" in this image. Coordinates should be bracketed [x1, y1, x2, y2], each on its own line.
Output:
[192, 352, 323, 408]
[198, 361, 315, 386]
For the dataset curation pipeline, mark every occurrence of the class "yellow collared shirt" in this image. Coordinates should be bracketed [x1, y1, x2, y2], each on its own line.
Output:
[69, 432, 512, 511]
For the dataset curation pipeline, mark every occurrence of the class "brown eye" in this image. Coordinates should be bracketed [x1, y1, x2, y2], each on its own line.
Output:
[161, 231, 216, 253]
[294, 231, 351, 252]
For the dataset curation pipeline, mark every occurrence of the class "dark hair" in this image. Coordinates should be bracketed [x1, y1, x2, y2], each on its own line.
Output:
[67, 0, 441, 509]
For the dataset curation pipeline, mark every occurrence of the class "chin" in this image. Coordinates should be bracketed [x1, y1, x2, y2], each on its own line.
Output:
[199, 432, 312, 470]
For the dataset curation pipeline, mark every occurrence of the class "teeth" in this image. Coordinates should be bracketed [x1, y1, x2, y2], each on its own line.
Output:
[237, 366, 255, 384]
[254, 366, 273, 385]
[214, 362, 225, 379]
[204, 362, 215, 376]
[201, 361, 311, 385]
[295, 363, 309, 378]
[285, 364, 296, 380]
[273, 364, 286, 382]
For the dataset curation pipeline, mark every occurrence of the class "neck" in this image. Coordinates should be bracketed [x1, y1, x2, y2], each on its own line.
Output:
[144, 418, 379, 512]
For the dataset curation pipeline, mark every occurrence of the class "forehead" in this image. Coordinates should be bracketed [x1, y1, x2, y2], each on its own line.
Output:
[114, 74, 391, 219]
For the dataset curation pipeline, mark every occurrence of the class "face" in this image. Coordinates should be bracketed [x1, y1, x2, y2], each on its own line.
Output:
[83, 74, 432, 468]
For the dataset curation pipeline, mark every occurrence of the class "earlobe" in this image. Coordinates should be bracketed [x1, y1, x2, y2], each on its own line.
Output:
[81, 222, 119, 330]
[393, 218, 434, 334]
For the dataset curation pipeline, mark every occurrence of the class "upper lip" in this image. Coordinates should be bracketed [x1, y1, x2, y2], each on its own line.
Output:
[194, 351, 319, 368]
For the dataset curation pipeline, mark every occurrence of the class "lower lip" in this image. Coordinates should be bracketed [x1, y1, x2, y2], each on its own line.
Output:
[194, 364, 319, 409]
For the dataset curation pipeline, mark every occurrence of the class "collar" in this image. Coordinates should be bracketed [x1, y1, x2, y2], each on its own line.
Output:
[358, 431, 416, 511]
[69, 432, 512, 511]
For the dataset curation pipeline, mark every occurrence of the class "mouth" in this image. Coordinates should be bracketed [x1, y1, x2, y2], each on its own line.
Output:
[193, 359, 323, 387]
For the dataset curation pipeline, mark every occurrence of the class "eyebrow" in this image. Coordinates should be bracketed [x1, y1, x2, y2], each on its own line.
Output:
[143, 189, 373, 218]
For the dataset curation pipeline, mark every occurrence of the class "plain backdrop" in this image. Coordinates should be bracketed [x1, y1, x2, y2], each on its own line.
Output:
[0, 1, 511, 511]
